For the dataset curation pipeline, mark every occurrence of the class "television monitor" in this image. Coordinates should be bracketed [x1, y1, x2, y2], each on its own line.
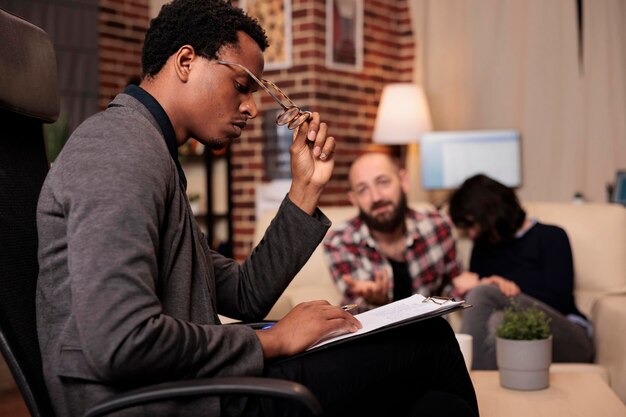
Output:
[613, 170, 626, 205]
[420, 129, 522, 190]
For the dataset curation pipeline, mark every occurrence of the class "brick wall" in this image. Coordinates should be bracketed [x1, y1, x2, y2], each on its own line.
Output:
[98, 0, 149, 109]
[232, 0, 415, 259]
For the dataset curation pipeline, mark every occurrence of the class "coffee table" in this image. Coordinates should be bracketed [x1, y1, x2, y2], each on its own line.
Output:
[471, 371, 626, 417]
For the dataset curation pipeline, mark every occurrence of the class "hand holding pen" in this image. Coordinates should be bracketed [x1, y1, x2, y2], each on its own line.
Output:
[261, 303, 358, 330]
[255, 300, 362, 359]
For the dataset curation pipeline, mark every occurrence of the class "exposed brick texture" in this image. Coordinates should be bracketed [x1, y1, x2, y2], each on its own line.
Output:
[98, 0, 149, 109]
[232, 0, 414, 259]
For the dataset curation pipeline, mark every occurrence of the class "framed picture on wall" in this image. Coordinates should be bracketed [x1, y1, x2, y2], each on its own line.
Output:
[241, 0, 292, 70]
[326, 0, 363, 72]
[262, 110, 293, 180]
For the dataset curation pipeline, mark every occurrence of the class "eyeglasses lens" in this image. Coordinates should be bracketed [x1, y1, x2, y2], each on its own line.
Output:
[288, 111, 311, 129]
[276, 107, 300, 126]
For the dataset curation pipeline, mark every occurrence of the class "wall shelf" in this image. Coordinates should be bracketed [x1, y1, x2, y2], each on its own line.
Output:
[181, 143, 233, 258]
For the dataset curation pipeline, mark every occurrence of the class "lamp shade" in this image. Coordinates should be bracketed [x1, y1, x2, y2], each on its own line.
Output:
[372, 83, 433, 144]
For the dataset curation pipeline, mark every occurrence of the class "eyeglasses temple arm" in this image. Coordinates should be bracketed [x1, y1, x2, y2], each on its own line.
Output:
[217, 60, 290, 111]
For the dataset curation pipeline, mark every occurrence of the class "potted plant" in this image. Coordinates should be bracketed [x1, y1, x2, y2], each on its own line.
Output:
[496, 299, 552, 390]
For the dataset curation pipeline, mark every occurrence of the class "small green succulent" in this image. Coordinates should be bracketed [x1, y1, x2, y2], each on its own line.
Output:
[496, 298, 551, 340]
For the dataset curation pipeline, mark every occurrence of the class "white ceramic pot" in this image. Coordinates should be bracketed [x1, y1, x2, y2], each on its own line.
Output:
[496, 336, 552, 390]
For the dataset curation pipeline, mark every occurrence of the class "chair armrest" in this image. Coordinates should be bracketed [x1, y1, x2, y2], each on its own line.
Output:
[84, 376, 322, 417]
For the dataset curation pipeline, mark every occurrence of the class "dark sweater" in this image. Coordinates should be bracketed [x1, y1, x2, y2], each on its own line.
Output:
[470, 222, 584, 318]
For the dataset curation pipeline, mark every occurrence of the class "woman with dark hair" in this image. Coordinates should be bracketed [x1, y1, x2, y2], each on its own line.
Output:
[448, 174, 594, 369]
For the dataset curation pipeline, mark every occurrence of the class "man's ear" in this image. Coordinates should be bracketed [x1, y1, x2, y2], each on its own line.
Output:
[347, 190, 357, 207]
[399, 169, 410, 194]
[173, 45, 196, 82]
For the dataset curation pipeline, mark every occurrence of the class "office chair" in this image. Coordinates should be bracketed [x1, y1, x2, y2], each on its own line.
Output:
[0, 8, 321, 417]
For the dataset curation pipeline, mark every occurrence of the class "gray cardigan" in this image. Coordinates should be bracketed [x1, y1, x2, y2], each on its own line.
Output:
[36, 93, 330, 416]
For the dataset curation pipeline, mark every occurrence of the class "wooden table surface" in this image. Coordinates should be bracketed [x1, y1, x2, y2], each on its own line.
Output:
[471, 371, 626, 417]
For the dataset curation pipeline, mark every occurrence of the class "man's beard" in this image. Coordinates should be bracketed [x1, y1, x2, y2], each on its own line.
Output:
[359, 192, 408, 234]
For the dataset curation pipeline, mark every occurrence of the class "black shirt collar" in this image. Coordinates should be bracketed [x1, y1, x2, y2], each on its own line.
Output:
[121, 84, 187, 190]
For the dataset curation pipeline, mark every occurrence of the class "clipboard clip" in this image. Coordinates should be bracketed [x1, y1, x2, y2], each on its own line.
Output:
[422, 296, 454, 305]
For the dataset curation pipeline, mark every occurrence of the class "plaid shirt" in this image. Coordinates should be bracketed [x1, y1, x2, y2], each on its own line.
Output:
[323, 208, 461, 311]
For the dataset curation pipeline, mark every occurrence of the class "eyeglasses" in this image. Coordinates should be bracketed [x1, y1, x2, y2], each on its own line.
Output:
[217, 60, 311, 130]
[422, 296, 454, 305]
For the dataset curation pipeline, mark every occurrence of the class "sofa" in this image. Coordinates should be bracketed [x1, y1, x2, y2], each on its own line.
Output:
[253, 201, 626, 403]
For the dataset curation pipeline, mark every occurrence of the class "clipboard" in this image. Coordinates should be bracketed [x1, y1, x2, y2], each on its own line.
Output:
[303, 294, 471, 353]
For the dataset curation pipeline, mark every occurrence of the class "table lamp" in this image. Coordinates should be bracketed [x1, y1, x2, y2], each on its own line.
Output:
[372, 83, 433, 200]
[372, 83, 433, 146]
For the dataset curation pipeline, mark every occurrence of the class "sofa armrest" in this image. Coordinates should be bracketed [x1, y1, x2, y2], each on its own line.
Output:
[592, 294, 626, 403]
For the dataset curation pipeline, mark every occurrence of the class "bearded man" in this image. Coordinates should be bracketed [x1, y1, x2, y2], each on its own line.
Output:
[324, 152, 462, 312]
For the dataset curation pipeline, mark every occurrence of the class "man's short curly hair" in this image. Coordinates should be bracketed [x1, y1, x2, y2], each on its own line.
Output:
[142, 0, 269, 78]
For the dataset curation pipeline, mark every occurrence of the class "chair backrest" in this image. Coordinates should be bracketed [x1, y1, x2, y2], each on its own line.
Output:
[0, 8, 59, 417]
